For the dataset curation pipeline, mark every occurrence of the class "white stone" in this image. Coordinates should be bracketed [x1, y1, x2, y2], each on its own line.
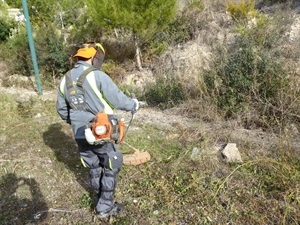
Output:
[221, 143, 243, 163]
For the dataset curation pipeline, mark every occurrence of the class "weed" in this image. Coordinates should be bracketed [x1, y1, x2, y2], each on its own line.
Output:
[144, 75, 185, 109]
[226, 0, 257, 22]
[0, 88, 300, 224]
[79, 193, 92, 209]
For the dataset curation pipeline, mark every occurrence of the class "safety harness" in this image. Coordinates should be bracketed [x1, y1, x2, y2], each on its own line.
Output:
[64, 68, 125, 144]
[65, 67, 96, 111]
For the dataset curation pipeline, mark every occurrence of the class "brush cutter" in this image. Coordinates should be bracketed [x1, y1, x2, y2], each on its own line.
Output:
[121, 109, 151, 166]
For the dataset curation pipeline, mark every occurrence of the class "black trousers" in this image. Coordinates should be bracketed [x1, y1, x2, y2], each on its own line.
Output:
[77, 140, 123, 213]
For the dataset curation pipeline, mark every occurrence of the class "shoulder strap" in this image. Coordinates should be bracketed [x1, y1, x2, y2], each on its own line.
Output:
[77, 67, 98, 88]
[65, 71, 73, 91]
[63, 67, 105, 113]
[64, 67, 98, 93]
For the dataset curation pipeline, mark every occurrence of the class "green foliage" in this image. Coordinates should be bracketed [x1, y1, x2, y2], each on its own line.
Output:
[101, 60, 126, 83]
[226, 0, 257, 22]
[79, 193, 92, 209]
[35, 25, 70, 85]
[86, 0, 177, 41]
[145, 75, 185, 109]
[4, 0, 86, 29]
[212, 155, 300, 224]
[147, 40, 169, 57]
[204, 11, 293, 119]
[0, 91, 18, 123]
[0, 25, 70, 88]
[146, 0, 204, 57]
[25, 0, 85, 28]
[0, 2, 16, 42]
[85, 0, 177, 69]
[0, 19, 14, 42]
[0, 27, 32, 75]
[5, 0, 21, 8]
[150, 13, 193, 48]
[187, 0, 205, 10]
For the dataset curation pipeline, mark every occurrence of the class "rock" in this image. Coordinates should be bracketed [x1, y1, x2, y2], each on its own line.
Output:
[221, 143, 243, 163]
[190, 147, 200, 161]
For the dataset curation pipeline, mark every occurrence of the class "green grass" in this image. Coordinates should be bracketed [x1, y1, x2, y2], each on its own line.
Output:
[0, 91, 299, 224]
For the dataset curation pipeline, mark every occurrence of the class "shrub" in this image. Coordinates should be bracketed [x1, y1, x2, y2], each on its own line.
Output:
[101, 60, 126, 83]
[204, 13, 291, 120]
[0, 19, 15, 42]
[145, 75, 185, 109]
[0, 25, 70, 89]
[0, 27, 32, 76]
[35, 25, 70, 87]
[226, 0, 257, 22]
[145, 0, 205, 58]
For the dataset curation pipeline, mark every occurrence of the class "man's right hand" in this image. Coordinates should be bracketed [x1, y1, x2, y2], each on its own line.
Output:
[132, 98, 139, 114]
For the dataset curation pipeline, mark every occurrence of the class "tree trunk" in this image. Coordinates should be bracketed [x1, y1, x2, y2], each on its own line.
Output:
[134, 36, 143, 71]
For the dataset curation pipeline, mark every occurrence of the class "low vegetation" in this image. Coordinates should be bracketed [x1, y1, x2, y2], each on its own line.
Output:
[0, 90, 299, 224]
[0, 0, 300, 224]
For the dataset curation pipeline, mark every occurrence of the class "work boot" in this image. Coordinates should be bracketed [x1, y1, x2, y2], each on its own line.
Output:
[96, 202, 124, 218]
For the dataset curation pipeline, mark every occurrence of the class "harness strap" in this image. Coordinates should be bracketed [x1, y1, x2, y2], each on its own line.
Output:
[65, 67, 97, 93]
[65, 71, 73, 91]
[61, 66, 114, 114]
[77, 67, 98, 88]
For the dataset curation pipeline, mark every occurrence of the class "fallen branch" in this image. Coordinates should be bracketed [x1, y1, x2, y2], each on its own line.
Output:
[34, 208, 82, 219]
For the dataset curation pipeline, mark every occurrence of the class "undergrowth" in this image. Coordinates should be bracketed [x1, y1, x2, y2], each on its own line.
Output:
[203, 3, 299, 129]
[0, 91, 299, 224]
[0, 0, 300, 224]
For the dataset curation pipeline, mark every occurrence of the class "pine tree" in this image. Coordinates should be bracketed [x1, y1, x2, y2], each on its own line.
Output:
[86, 0, 177, 70]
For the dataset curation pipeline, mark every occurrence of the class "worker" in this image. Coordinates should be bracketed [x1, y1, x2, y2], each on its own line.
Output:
[56, 42, 138, 218]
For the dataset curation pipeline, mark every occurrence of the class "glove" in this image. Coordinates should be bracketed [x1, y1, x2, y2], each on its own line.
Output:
[132, 98, 139, 114]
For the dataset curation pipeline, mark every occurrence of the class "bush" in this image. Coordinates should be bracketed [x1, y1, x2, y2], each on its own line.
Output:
[226, 0, 257, 22]
[145, 75, 185, 109]
[35, 25, 70, 86]
[0, 19, 15, 42]
[0, 27, 32, 76]
[204, 13, 291, 120]
[0, 25, 71, 89]
[101, 60, 126, 83]
[145, 0, 205, 58]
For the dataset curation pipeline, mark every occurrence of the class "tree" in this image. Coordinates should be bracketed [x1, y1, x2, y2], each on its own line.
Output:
[26, 0, 85, 28]
[0, 2, 16, 42]
[4, 0, 22, 8]
[85, 0, 177, 70]
[5, 0, 85, 29]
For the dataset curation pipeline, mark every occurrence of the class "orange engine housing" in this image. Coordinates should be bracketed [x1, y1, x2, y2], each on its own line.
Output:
[91, 112, 125, 144]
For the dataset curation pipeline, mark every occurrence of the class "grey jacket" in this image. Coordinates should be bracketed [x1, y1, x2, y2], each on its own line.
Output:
[56, 61, 136, 140]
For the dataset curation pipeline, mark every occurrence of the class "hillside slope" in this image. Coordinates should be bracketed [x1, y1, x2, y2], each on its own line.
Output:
[1, 1, 300, 224]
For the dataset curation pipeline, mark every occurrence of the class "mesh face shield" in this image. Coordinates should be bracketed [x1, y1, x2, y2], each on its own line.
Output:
[86, 42, 105, 68]
[92, 49, 105, 68]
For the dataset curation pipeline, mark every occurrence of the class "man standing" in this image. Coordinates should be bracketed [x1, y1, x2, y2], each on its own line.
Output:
[56, 42, 138, 218]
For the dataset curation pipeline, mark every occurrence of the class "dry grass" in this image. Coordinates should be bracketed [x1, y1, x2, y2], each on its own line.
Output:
[0, 91, 299, 224]
[1, 1, 300, 224]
